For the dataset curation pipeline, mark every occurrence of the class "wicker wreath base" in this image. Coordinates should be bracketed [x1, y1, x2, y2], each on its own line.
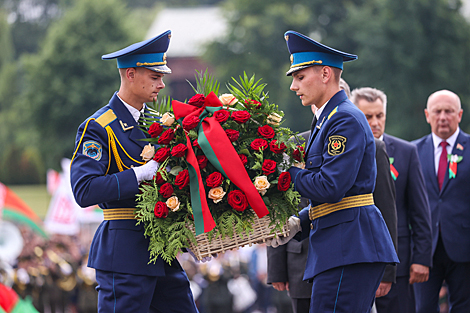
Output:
[187, 215, 290, 261]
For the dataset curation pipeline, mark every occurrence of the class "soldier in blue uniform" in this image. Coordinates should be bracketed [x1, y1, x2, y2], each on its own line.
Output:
[267, 31, 399, 312]
[70, 30, 199, 312]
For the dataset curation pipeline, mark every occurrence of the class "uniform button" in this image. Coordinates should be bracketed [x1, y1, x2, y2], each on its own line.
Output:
[310, 161, 312, 165]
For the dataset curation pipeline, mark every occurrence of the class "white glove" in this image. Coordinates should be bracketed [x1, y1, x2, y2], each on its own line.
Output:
[133, 160, 159, 183]
[266, 216, 301, 248]
[188, 249, 217, 263]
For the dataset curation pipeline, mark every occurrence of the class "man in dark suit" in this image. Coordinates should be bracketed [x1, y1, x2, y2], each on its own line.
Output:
[413, 89, 470, 313]
[267, 82, 398, 313]
[352, 87, 433, 313]
[267, 30, 398, 312]
[70, 31, 199, 312]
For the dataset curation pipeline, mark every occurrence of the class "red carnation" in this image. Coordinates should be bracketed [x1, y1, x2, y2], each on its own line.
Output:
[154, 172, 166, 185]
[258, 125, 275, 139]
[270, 140, 287, 154]
[225, 129, 240, 142]
[159, 183, 174, 198]
[158, 128, 175, 145]
[227, 190, 248, 212]
[245, 99, 262, 109]
[183, 115, 200, 131]
[154, 147, 170, 162]
[188, 94, 205, 107]
[214, 109, 230, 123]
[193, 139, 200, 149]
[262, 159, 277, 175]
[171, 143, 188, 158]
[206, 172, 224, 188]
[239, 154, 248, 166]
[277, 172, 291, 191]
[154, 201, 169, 218]
[175, 169, 190, 189]
[250, 138, 268, 151]
[196, 155, 208, 169]
[231, 111, 251, 124]
[148, 122, 163, 138]
[293, 146, 305, 162]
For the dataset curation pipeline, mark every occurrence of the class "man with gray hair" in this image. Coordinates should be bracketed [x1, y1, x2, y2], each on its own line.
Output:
[352, 87, 432, 313]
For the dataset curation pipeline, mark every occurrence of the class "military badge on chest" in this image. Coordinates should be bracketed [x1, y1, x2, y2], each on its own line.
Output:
[328, 135, 347, 156]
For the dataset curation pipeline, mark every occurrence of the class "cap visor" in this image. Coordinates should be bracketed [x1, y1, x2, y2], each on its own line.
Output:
[286, 65, 312, 76]
[144, 65, 172, 74]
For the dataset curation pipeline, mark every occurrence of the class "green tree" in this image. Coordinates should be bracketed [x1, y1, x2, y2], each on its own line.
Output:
[205, 0, 470, 138]
[23, 0, 139, 170]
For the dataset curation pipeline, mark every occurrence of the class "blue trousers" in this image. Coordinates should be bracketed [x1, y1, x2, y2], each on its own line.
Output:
[95, 261, 199, 313]
[414, 236, 470, 313]
[309, 262, 386, 313]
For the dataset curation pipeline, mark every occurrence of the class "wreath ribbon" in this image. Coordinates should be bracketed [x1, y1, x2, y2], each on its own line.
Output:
[173, 92, 269, 235]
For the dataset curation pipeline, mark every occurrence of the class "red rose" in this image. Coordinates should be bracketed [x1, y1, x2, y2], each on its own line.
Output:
[262, 159, 277, 175]
[206, 172, 224, 188]
[214, 109, 230, 123]
[258, 125, 275, 139]
[231, 111, 251, 124]
[250, 138, 268, 151]
[225, 129, 240, 142]
[239, 154, 248, 166]
[193, 139, 200, 149]
[245, 99, 262, 109]
[171, 143, 188, 158]
[154, 172, 166, 185]
[277, 172, 291, 191]
[293, 146, 305, 162]
[159, 183, 174, 198]
[269, 140, 287, 154]
[158, 128, 175, 145]
[197, 155, 208, 169]
[175, 169, 189, 189]
[188, 94, 205, 107]
[154, 201, 169, 218]
[148, 122, 163, 138]
[154, 147, 170, 162]
[182, 115, 200, 131]
[227, 190, 248, 212]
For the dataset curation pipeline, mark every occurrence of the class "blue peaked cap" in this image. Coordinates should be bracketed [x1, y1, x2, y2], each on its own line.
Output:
[284, 30, 357, 75]
[102, 30, 172, 74]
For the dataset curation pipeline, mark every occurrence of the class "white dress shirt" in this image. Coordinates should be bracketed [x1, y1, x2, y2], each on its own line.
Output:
[117, 94, 145, 123]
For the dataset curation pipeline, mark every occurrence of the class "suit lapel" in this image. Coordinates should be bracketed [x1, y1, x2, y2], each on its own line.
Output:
[440, 131, 467, 194]
[422, 135, 440, 194]
[383, 134, 394, 157]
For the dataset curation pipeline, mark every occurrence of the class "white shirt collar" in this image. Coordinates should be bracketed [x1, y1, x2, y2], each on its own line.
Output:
[378, 134, 384, 141]
[117, 94, 145, 123]
[314, 100, 329, 120]
[431, 128, 460, 151]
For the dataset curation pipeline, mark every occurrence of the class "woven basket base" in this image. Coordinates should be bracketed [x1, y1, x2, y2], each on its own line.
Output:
[187, 215, 289, 261]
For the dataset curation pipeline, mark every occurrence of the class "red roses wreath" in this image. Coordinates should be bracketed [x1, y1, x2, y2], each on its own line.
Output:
[136, 73, 303, 263]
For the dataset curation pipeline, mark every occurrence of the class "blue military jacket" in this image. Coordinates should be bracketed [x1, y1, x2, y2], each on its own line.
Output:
[71, 92, 166, 276]
[288, 90, 399, 280]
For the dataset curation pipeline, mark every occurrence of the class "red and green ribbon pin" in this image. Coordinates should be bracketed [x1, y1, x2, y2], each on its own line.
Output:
[447, 154, 463, 179]
[389, 157, 399, 181]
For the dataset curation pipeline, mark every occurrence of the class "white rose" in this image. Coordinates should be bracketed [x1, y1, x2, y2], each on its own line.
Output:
[161, 112, 175, 126]
[254, 176, 270, 196]
[140, 143, 155, 161]
[208, 187, 226, 203]
[219, 94, 238, 106]
[267, 112, 282, 125]
[166, 196, 180, 212]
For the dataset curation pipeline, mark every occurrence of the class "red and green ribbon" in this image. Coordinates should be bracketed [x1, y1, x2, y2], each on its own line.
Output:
[389, 157, 399, 181]
[447, 154, 463, 179]
[173, 92, 269, 235]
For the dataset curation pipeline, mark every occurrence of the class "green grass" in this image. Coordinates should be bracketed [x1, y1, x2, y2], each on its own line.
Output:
[8, 184, 51, 219]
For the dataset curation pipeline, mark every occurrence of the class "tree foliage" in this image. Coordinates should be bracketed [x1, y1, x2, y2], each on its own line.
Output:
[205, 0, 470, 139]
[22, 0, 139, 169]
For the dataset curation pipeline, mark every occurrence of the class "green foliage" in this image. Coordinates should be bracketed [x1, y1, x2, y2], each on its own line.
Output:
[204, 0, 470, 139]
[188, 69, 220, 96]
[22, 0, 139, 170]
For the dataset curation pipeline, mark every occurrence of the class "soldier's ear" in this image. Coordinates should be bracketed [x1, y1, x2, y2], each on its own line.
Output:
[126, 67, 137, 82]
